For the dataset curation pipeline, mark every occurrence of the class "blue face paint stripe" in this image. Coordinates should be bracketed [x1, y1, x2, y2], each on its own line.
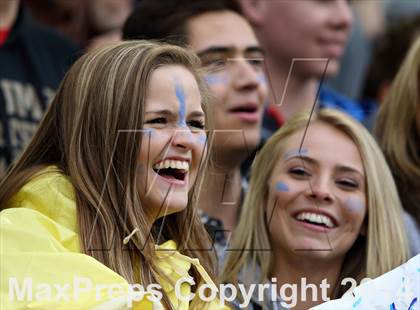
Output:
[175, 81, 187, 126]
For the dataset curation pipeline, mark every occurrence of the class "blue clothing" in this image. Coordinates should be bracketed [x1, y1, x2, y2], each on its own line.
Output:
[318, 86, 365, 122]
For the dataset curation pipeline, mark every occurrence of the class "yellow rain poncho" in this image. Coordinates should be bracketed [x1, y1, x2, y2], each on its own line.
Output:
[0, 167, 229, 309]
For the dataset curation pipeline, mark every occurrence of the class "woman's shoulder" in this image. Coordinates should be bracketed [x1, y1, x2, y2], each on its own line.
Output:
[3, 165, 77, 232]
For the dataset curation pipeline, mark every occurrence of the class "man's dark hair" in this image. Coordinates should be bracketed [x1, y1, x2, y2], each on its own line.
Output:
[122, 0, 240, 46]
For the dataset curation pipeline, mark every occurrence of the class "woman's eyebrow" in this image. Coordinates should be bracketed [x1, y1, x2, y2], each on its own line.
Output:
[336, 165, 364, 177]
[145, 109, 204, 119]
[284, 152, 317, 164]
[145, 109, 174, 116]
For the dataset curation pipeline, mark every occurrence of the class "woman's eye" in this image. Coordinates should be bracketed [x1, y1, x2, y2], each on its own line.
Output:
[288, 167, 311, 178]
[337, 179, 359, 189]
[187, 120, 205, 130]
[145, 117, 166, 125]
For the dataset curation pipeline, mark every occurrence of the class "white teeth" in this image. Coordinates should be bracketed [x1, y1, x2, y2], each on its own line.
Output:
[152, 159, 189, 171]
[296, 212, 334, 228]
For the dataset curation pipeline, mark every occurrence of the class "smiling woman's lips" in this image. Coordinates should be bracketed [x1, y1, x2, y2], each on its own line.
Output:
[293, 217, 334, 233]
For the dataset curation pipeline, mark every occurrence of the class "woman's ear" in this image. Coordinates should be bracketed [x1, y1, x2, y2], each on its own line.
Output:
[237, 0, 267, 27]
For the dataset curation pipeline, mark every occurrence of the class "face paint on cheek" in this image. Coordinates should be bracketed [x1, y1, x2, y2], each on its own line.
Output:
[283, 148, 308, 160]
[204, 73, 227, 86]
[343, 197, 365, 214]
[275, 181, 289, 192]
[142, 128, 156, 137]
[175, 81, 187, 127]
[257, 73, 267, 85]
[196, 133, 207, 145]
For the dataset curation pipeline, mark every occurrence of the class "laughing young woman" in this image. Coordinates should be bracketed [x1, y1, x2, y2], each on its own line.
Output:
[0, 41, 227, 309]
[221, 109, 409, 309]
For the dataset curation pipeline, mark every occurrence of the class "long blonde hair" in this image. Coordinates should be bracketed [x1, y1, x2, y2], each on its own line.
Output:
[0, 41, 214, 308]
[222, 109, 409, 297]
[375, 35, 420, 226]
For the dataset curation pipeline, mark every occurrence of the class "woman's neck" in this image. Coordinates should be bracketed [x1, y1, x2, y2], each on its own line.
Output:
[197, 164, 242, 237]
[270, 252, 343, 310]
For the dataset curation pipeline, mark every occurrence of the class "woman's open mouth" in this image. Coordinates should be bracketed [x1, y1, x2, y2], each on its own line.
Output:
[293, 211, 337, 232]
[152, 159, 189, 185]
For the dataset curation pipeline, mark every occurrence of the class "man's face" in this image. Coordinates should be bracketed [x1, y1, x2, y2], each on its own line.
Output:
[187, 11, 268, 160]
[246, 0, 353, 78]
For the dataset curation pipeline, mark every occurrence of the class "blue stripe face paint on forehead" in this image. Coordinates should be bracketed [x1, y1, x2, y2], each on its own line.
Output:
[175, 80, 187, 127]
[283, 148, 308, 160]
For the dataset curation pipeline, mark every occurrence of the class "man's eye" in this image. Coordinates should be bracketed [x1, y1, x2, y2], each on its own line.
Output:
[288, 167, 311, 178]
[145, 117, 166, 124]
[206, 58, 228, 68]
[187, 120, 205, 129]
[247, 58, 264, 69]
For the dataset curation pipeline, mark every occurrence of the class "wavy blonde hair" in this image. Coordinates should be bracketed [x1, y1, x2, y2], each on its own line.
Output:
[222, 109, 409, 298]
[375, 35, 420, 226]
[0, 41, 214, 308]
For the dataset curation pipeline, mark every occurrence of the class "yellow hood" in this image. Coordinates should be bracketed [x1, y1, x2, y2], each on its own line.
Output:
[1, 167, 228, 309]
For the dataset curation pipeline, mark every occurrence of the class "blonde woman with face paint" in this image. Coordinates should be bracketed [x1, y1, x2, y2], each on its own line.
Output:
[0, 41, 229, 309]
[222, 109, 409, 309]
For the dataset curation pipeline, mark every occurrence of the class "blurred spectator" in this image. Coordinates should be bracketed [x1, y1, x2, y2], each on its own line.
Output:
[362, 15, 420, 106]
[26, 0, 132, 48]
[385, 0, 420, 21]
[238, 0, 368, 142]
[327, 1, 385, 101]
[25, 0, 85, 45]
[361, 15, 420, 130]
[0, 0, 78, 176]
[375, 36, 420, 238]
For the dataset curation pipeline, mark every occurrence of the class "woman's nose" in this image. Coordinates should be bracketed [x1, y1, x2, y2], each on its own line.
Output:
[170, 127, 195, 150]
[305, 178, 334, 204]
